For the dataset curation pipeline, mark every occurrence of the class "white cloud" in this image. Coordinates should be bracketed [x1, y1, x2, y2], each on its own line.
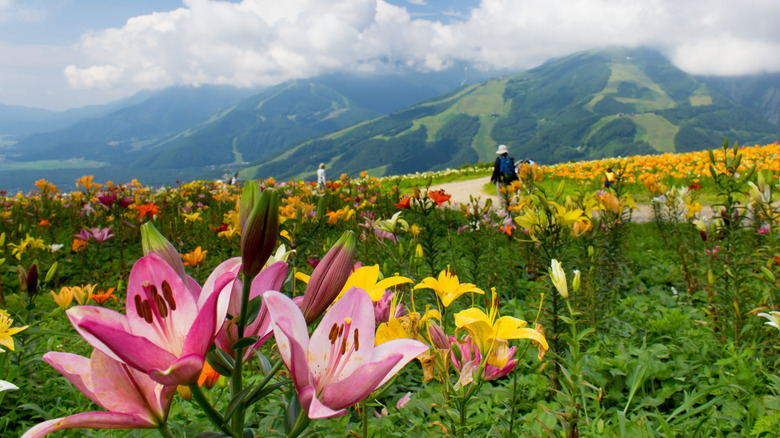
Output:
[52, 0, 780, 94]
[0, 0, 46, 23]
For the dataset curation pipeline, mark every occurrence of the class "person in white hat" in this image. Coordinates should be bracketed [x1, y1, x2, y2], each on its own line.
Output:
[317, 163, 326, 191]
[490, 144, 518, 208]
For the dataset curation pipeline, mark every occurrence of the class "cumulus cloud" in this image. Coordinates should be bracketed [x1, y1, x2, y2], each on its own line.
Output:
[63, 0, 780, 92]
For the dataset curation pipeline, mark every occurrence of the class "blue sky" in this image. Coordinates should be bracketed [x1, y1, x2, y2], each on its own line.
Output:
[1, 0, 779, 110]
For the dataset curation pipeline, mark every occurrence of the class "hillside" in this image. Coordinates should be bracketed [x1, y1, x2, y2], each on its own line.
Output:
[0, 68, 488, 191]
[699, 73, 780, 125]
[8, 86, 256, 165]
[243, 47, 779, 182]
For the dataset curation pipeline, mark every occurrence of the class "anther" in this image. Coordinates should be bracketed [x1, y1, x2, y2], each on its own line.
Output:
[134, 295, 144, 318]
[155, 294, 168, 318]
[162, 281, 176, 310]
[142, 300, 154, 324]
[329, 323, 339, 344]
[353, 329, 359, 351]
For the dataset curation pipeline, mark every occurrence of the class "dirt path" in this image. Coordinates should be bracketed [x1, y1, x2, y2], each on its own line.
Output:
[429, 176, 716, 223]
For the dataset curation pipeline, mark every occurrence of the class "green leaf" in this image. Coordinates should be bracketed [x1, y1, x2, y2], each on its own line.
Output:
[255, 351, 272, 375]
[223, 385, 254, 420]
[206, 349, 234, 376]
[244, 295, 265, 326]
[232, 336, 259, 352]
[245, 381, 289, 407]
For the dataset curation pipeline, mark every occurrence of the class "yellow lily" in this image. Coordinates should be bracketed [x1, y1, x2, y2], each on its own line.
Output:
[414, 266, 484, 308]
[340, 265, 412, 301]
[182, 211, 202, 223]
[375, 307, 441, 345]
[297, 264, 412, 302]
[0, 309, 28, 352]
[454, 289, 548, 358]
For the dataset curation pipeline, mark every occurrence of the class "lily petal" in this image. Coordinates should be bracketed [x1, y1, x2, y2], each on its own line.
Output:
[319, 354, 403, 411]
[300, 386, 346, 419]
[264, 291, 312, 390]
[69, 312, 183, 380]
[21, 412, 154, 438]
[371, 339, 429, 387]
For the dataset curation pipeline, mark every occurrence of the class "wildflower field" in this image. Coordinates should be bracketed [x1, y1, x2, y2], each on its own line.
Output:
[2, 140, 780, 437]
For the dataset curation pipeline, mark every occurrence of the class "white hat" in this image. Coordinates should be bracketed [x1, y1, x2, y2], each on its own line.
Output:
[496, 144, 509, 155]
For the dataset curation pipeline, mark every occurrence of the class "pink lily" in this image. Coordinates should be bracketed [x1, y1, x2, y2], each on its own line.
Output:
[264, 287, 428, 419]
[73, 228, 91, 241]
[97, 192, 117, 208]
[208, 257, 289, 357]
[374, 291, 405, 324]
[67, 253, 229, 386]
[21, 349, 174, 438]
[450, 335, 517, 382]
[90, 227, 115, 243]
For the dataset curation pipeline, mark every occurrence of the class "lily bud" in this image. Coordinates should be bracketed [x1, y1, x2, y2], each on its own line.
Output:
[572, 269, 581, 293]
[239, 180, 261, 232]
[748, 182, 765, 205]
[241, 188, 279, 281]
[315, 195, 327, 222]
[427, 320, 449, 350]
[300, 231, 356, 323]
[26, 263, 38, 297]
[549, 259, 568, 299]
[141, 222, 187, 283]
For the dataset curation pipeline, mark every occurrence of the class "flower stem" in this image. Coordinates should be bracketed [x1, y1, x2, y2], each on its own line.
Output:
[231, 274, 253, 436]
[158, 423, 176, 438]
[189, 384, 232, 436]
[361, 399, 368, 438]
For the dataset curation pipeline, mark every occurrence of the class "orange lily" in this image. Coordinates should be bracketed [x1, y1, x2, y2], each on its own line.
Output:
[180, 246, 207, 267]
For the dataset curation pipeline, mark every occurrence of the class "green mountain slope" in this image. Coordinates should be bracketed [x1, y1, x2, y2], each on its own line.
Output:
[130, 80, 382, 169]
[244, 47, 779, 182]
[699, 73, 780, 125]
[10, 86, 255, 165]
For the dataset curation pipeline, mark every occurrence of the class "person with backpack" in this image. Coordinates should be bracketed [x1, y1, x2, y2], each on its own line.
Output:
[490, 144, 519, 207]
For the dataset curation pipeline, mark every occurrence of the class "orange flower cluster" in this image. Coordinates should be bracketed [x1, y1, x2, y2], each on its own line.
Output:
[544, 142, 780, 185]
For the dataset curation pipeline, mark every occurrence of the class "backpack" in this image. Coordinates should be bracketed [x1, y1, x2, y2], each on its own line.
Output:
[499, 156, 514, 181]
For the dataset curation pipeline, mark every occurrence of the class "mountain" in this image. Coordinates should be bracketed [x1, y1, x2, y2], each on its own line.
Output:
[0, 91, 163, 138]
[9, 85, 257, 165]
[0, 69, 488, 191]
[128, 69, 494, 170]
[242, 47, 780, 182]
[698, 73, 780, 125]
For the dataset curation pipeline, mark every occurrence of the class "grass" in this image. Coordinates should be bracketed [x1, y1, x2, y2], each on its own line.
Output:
[585, 62, 676, 112]
[395, 79, 509, 144]
[0, 159, 107, 171]
[630, 113, 679, 153]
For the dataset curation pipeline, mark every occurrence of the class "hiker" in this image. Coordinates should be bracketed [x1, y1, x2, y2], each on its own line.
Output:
[604, 167, 617, 188]
[317, 163, 326, 191]
[230, 172, 238, 185]
[490, 144, 519, 207]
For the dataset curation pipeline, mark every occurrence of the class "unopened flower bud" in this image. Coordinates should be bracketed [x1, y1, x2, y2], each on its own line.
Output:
[26, 263, 38, 297]
[549, 259, 568, 299]
[141, 222, 187, 283]
[239, 181, 261, 232]
[315, 195, 327, 222]
[300, 231, 356, 323]
[427, 321, 448, 350]
[241, 188, 279, 281]
[572, 269, 581, 293]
